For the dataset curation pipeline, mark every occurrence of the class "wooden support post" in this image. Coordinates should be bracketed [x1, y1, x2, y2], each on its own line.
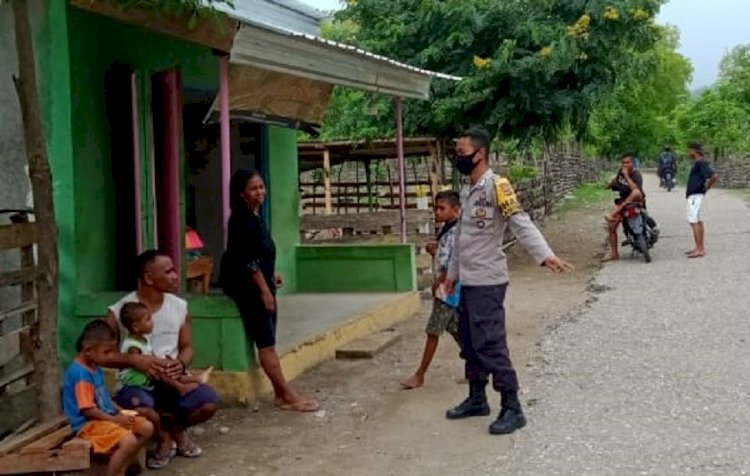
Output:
[395, 97, 407, 244]
[219, 54, 231, 246]
[323, 147, 332, 215]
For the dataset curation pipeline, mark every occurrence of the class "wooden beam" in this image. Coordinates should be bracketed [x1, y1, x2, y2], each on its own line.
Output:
[0, 386, 39, 441]
[0, 417, 67, 457]
[323, 148, 332, 215]
[20, 427, 73, 454]
[0, 301, 37, 324]
[69, 0, 237, 52]
[0, 267, 38, 288]
[0, 223, 36, 251]
[0, 363, 34, 389]
[0, 442, 89, 475]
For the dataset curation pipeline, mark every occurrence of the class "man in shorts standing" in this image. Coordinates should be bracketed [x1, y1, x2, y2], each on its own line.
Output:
[685, 142, 717, 259]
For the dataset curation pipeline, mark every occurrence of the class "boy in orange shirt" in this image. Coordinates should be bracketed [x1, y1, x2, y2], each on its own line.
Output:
[62, 320, 154, 476]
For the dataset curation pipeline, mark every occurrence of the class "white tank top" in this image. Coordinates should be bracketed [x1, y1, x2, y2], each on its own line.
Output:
[109, 291, 187, 358]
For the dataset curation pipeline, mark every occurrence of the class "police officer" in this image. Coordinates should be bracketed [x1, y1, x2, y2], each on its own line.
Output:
[444, 127, 573, 435]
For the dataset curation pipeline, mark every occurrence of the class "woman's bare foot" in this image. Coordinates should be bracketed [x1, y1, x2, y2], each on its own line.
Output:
[197, 366, 214, 384]
[400, 374, 424, 390]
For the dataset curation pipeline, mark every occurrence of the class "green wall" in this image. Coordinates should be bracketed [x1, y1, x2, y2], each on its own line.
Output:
[267, 126, 300, 294]
[55, 6, 219, 366]
[297, 245, 417, 293]
[34, 0, 78, 361]
[67, 7, 218, 296]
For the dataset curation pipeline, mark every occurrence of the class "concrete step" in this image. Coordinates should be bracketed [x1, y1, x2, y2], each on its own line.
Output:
[335, 328, 401, 359]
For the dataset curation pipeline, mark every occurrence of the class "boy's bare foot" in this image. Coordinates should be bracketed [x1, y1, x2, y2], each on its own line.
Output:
[687, 250, 706, 259]
[197, 366, 214, 384]
[274, 393, 319, 412]
[684, 249, 697, 255]
[399, 374, 424, 390]
[455, 377, 468, 385]
[601, 253, 619, 262]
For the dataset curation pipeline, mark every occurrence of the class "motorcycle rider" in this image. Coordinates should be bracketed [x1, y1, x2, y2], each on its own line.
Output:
[603, 154, 644, 261]
[658, 146, 677, 188]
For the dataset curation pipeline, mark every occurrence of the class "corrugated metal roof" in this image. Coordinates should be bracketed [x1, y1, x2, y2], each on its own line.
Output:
[214, 0, 325, 36]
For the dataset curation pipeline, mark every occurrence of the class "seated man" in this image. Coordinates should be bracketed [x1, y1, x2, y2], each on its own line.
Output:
[105, 250, 220, 469]
[604, 154, 644, 261]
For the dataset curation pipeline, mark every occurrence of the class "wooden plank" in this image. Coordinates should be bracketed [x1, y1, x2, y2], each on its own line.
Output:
[336, 330, 401, 359]
[20, 427, 73, 454]
[0, 302, 37, 324]
[0, 443, 89, 475]
[0, 386, 38, 440]
[0, 328, 29, 368]
[69, 0, 237, 52]
[0, 417, 67, 457]
[0, 364, 34, 390]
[0, 223, 36, 251]
[0, 268, 38, 288]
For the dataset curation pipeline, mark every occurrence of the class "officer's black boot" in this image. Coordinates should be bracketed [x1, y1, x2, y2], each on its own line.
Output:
[489, 391, 526, 435]
[445, 380, 491, 419]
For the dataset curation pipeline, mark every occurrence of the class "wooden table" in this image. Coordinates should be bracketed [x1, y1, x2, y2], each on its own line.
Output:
[186, 255, 214, 294]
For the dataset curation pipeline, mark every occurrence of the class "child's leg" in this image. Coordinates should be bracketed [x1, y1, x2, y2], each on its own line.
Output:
[106, 433, 139, 476]
[401, 334, 439, 389]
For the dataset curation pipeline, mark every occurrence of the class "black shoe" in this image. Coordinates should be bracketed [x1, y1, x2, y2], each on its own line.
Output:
[446, 381, 491, 420]
[488, 408, 527, 435]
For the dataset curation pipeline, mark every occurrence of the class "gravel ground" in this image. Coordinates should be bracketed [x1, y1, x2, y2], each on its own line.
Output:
[497, 175, 750, 475]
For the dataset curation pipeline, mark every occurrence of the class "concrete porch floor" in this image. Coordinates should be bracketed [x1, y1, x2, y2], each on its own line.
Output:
[211, 292, 421, 403]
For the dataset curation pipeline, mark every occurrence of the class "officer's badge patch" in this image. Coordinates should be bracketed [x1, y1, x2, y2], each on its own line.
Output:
[476, 220, 485, 229]
[494, 177, 522, 218]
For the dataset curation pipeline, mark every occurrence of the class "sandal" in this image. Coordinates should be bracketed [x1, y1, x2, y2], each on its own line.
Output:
[176, 435, 203, 458]
[147, 450, 173, 469]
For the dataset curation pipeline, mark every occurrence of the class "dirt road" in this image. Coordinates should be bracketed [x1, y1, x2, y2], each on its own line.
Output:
[499, 175, 750, 475]
[161, 186, 611, 476]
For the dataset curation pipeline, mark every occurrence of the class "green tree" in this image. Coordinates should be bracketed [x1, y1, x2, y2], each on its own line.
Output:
[587, 26, 693, 159]
[319, 0, 667, 143]
[675, 89, 750, 158]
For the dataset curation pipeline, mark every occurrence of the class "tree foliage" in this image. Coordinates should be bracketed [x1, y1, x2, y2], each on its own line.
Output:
[318, 0, 667, 143]
[669, 44, 750, 158]
[587, 26, 693, 159]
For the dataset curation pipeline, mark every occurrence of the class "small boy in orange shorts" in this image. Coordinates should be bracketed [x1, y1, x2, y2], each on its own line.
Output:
[62, 320, 154, 476]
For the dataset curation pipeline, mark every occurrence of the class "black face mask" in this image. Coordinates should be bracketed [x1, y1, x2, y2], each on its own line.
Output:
[454, 150, 479, 175]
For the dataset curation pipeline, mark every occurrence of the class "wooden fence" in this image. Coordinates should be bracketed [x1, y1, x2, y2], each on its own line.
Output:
[0, 212, 39, 441]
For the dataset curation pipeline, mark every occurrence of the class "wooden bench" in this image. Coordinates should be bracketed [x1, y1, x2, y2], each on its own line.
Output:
[0, 418, 144, 475]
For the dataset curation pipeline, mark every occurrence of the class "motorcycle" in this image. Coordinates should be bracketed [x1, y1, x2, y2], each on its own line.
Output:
[660, 170, 676, 192]
[619, 202, 659, 263]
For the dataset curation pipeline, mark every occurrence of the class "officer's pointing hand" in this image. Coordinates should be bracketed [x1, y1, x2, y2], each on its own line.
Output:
[542, 256, 574, 273]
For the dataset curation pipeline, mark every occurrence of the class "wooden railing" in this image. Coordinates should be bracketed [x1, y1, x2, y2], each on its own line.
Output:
[0, 212, 39, 441]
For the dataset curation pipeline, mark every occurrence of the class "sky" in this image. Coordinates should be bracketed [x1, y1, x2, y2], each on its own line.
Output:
[303, 0, 748, 89]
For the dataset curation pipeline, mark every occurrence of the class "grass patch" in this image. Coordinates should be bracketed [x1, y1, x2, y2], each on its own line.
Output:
[556, 181, 612, 215]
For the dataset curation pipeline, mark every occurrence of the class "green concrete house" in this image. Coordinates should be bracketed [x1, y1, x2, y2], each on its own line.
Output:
[1, 0, 457, 392]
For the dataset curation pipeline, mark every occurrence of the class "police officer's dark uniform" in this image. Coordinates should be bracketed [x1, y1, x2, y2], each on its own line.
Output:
[446, 168, 556, 434]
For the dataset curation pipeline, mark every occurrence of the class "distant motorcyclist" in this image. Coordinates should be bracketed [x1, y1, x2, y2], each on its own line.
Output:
[658, 146, 677, 187]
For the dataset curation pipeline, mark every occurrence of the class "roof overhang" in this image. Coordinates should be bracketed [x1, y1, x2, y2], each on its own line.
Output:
[229, 23, 460, 101]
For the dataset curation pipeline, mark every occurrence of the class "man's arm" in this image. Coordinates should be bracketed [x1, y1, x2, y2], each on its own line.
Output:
[507, 212, 554, 265]
[177, 313, 194, 369]
[706, 173, 718, 191]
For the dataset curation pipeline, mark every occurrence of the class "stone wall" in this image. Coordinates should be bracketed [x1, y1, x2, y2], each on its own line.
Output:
[712, 157, 750, 189]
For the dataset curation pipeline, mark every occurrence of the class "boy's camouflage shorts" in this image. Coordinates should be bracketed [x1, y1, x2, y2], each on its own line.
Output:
[426, 299, 459, 339]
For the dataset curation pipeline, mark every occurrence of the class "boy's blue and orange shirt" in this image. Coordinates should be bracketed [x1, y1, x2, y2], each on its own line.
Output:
[62, 358, 117, 432]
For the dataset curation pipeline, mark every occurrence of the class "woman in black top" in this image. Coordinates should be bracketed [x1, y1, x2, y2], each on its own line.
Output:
[221, 170, 318, 412]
